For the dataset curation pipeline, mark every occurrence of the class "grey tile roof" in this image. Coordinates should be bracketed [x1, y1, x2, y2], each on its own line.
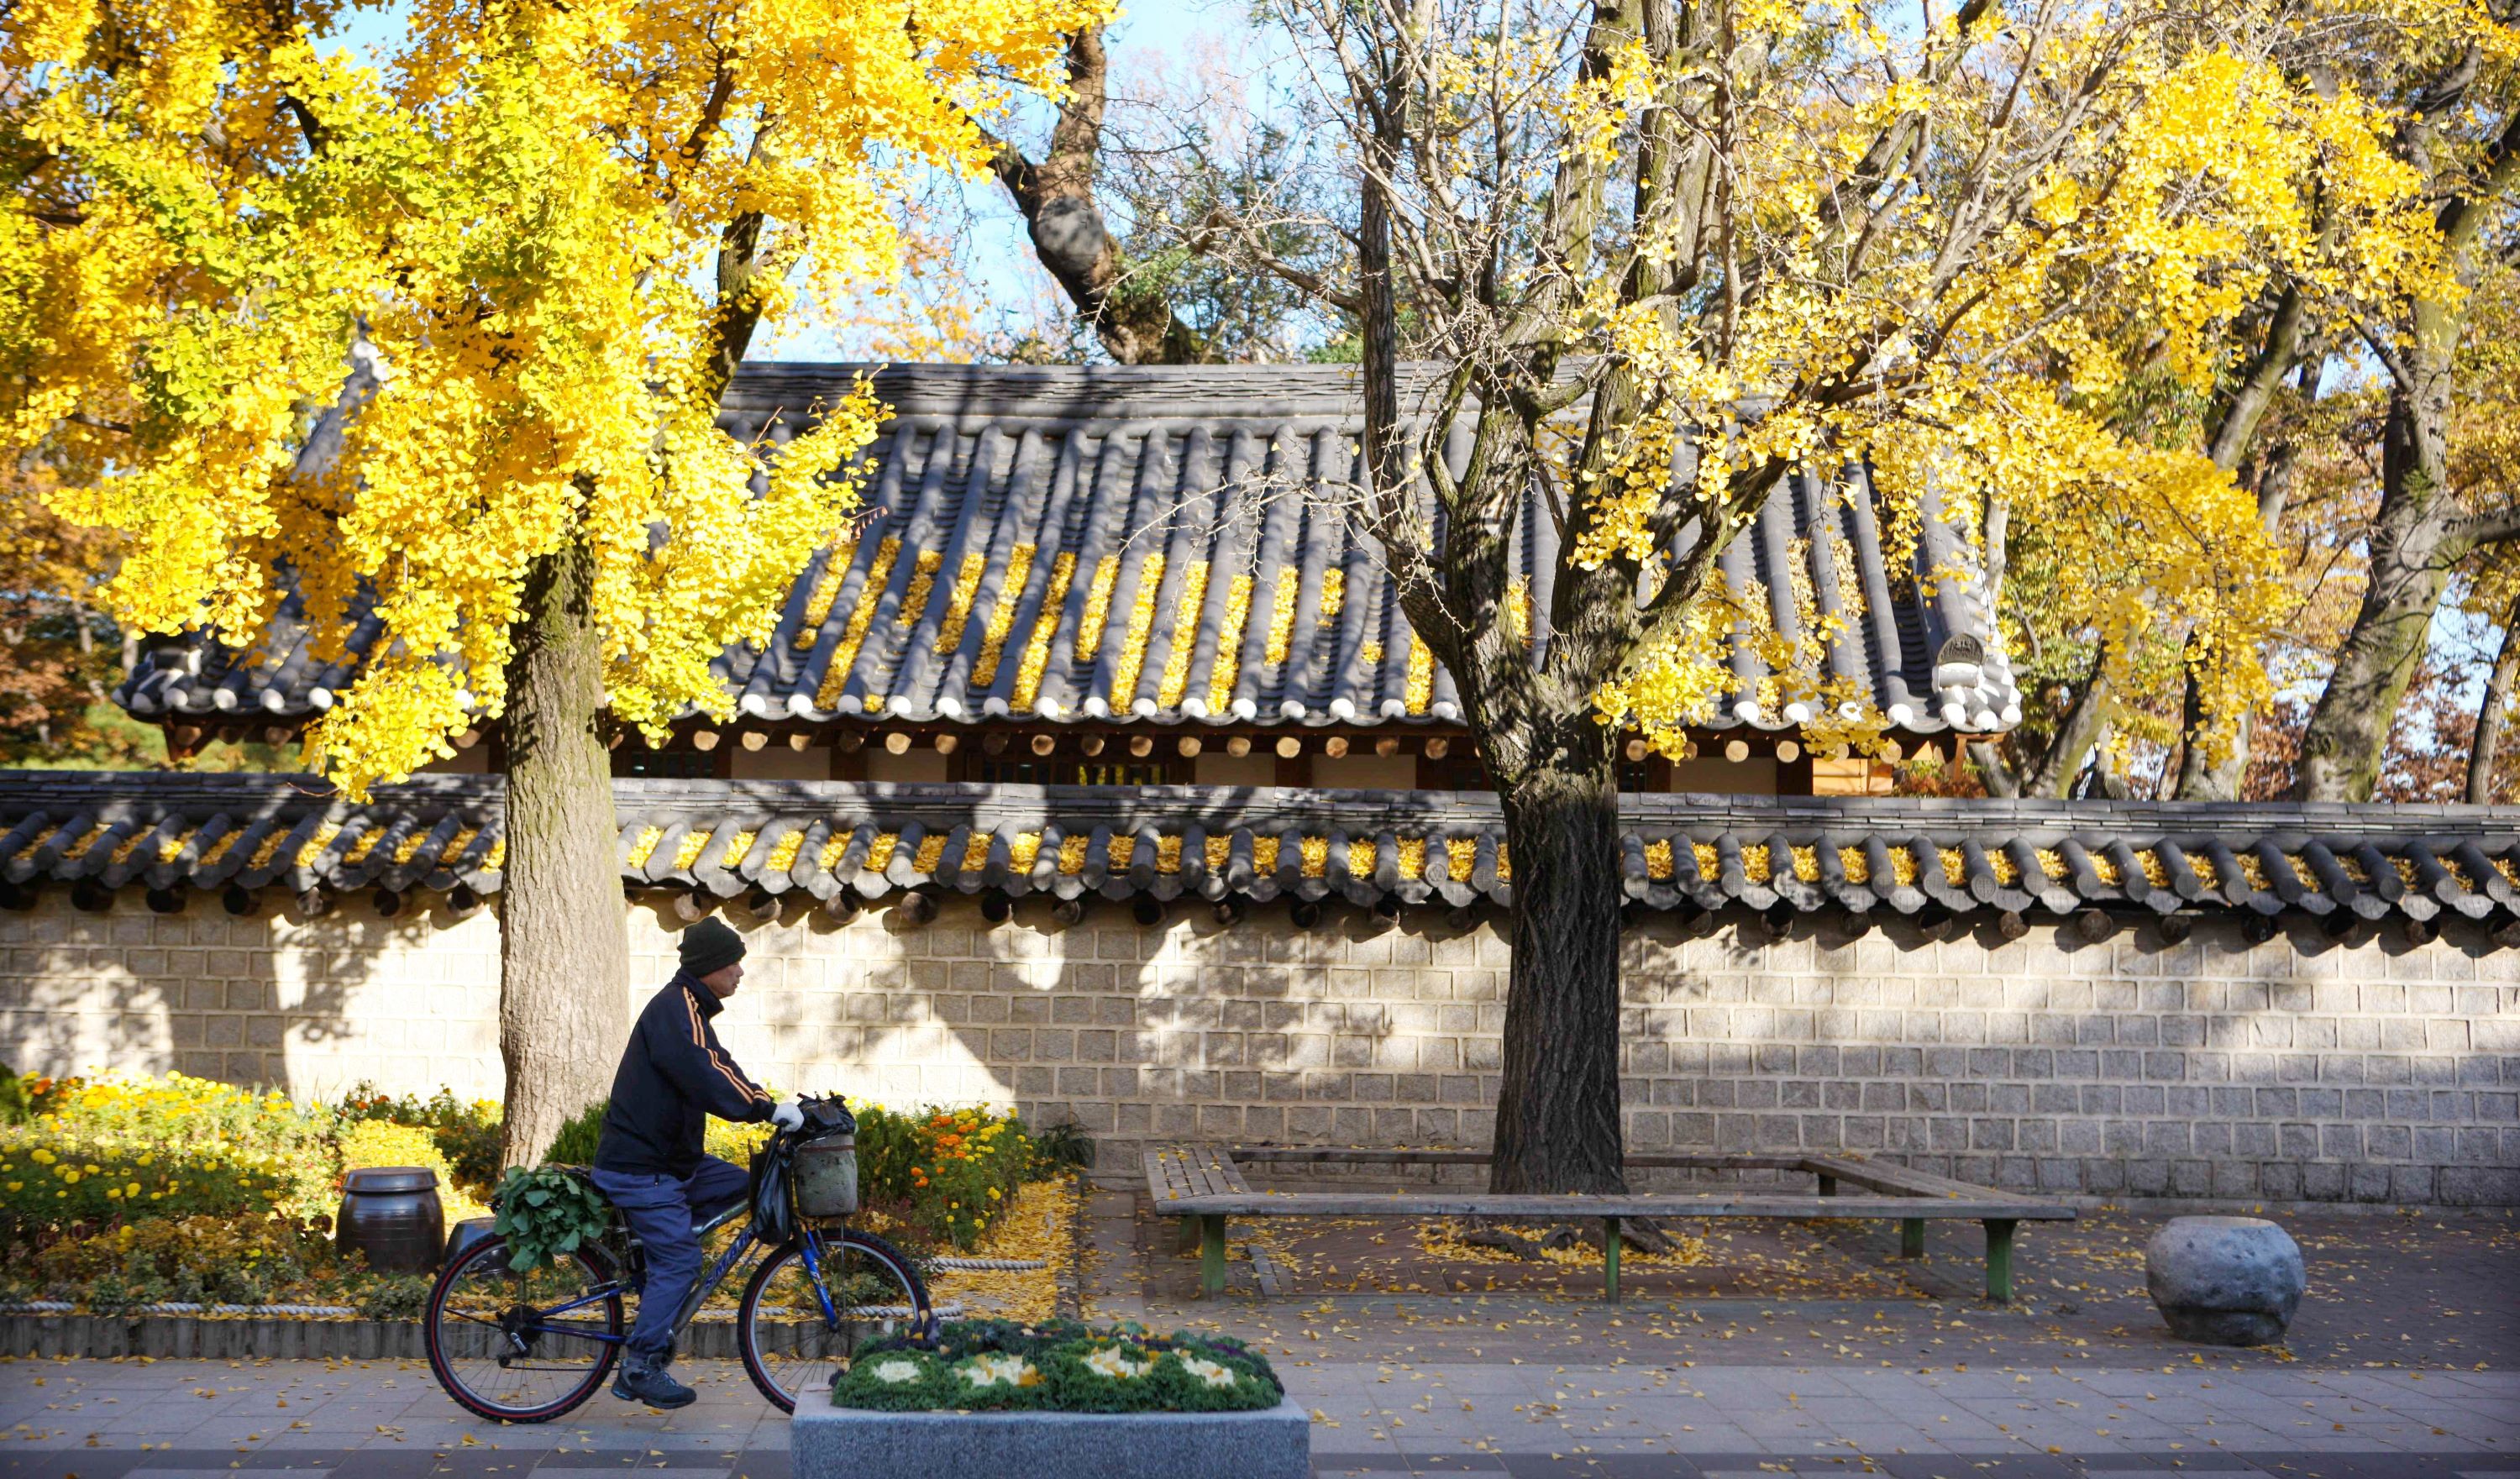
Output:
[117, 364, 2019, 737]
[8, 773, 2516, 938]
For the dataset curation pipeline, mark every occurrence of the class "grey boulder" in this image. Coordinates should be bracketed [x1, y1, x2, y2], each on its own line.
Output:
[2145, 1215, 2305, 1346]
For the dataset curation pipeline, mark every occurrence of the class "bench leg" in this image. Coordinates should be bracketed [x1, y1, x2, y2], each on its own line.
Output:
[1817, 1174, 1836, 1197]
[1200, 1214, 1228, 1298]
[1984, 1219, 2017, 1302]
[1602, 1217, 1620, 1303]
[1173, 1215, 1202, 1255]
[1901, 1218, 1925, 1259]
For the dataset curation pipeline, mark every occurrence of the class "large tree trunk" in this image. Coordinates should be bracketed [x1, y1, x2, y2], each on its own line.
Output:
[1488, 729, 1626, 1195]
[2295, 323, 2458, 800]
[498, 539, 632, 1168]
[2470, 593, 2520, 804]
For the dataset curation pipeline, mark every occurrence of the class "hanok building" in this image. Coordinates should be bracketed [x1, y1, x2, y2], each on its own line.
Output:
[5, 364, 2516, 1209]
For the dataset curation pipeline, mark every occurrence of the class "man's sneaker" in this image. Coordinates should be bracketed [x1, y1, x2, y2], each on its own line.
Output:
[612, 1357, 696, 1409]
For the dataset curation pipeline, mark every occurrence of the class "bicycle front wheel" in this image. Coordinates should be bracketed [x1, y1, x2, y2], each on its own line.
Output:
[423, 1231, 625, 1424]
[736, 1229, 930, 1412]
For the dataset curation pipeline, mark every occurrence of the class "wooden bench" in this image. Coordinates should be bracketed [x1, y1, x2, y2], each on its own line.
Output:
[1142, 1146, 2073, 1303]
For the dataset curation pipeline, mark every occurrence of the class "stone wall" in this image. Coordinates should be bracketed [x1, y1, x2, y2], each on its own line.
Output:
[2, 892, 2513, 1206]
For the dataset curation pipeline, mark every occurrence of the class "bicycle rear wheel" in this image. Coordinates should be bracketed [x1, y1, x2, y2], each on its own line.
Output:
[736, 1228, 929, 1413]
[424, 1232, 625, 1424]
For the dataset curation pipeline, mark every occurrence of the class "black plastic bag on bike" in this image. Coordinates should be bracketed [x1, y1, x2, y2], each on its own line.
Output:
[748, 1137, 797, 1247]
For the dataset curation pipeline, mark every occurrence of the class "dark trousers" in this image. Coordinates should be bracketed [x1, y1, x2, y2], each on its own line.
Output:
[590, 1155, 750, 1363]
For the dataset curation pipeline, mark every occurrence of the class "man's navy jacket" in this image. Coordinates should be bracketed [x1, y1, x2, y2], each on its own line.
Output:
[593, 969, 774, 1178]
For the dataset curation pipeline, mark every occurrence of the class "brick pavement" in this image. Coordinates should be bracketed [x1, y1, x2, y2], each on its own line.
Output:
[0, 1199, 2510, 1477]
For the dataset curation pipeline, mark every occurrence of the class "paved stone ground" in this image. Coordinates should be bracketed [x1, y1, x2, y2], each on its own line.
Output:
[0, 1196, 2511, 1478]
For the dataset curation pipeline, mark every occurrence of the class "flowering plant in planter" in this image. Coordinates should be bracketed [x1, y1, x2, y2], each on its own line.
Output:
[829, 1319, 1282, 1413]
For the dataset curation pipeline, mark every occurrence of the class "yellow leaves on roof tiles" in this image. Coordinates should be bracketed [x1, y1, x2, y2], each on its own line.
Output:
[1445, 837, 1475, 878]
[1359, 638, 1383, 668]
[816, 538, 902, 709]
[1645, 839, 1675, 880]
[718, 830, 758, 869]
[2289, 852, 2321, 891]
[1107, 554, 1167, 706]
[1317, 568, 1346, 627]
[1496, 842, 1510, 884]
[1404, 637, 1434, 713]
[2237, 852, 2272, 891]
[1790, 844, 1820, 882]
[1207, 573, 1256, 711]
[1012, 552, 1078, 709]
[1057, 834, 1087, 874]
[818, 832, 852, 872]
[1155, 836, 1183, 873]
[60, 823, 113, 862]
[913, 834, 947, 874]
[764, 829, 806, 873]
[2187, 852, 2220, 890]
[2339, 852, 2371, 884]
[1105, 835, 1136, 869]
[2034, 847, 2068, 880]
[156, 827, 199, 864]
[1938, 847, 1966, 886]
[963, 831, 993, 873]
[1398, 837, 1425, 879]
[344, 826, 387, 865]
[794, 538, 860, 649]
[110, 829, 152, 867]
[896, 548, 946, 630]
[296, 823, 342, 869]
[1205, 835, 1231, 871]
[2391, 855, 2421, 889]
[1987, 848, 2019, 885]
[1838, 845, 1871, 884]
[1887, 846, 1919, 886]
[1347, 838, 1377, 877]
[1739, 844, 1772, 884]
[2139, 848, 2171, 888]
[865, 833, 900, 872]
[932, 552, 990, 653]
[2088, 850, 2122, 886]
[484, 837, 506, 870]
[2496, 855, 2520, 890]
[249, 830, 287, 871]
[1299, 837, 1327, 878]
[972, 544, 1037, 687]
[673, 830, 712, 871]
[1073, 554, 1122, 663]
[1009, 832, 1042, 871]
[1263, 566, 1299, 663]
[1157, 561, 1209, 707]
[8, 825, 56, 863]
[1692, 842, 1719, 878]
[1237, 835, 1272, 873]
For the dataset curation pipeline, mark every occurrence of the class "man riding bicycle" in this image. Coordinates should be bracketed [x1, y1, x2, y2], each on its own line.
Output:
[591, 917, 805, 1408]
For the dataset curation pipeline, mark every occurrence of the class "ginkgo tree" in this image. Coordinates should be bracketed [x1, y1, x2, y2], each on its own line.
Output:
[3, 0, 1106, 1162]
[1205, 0, 2439, 1196]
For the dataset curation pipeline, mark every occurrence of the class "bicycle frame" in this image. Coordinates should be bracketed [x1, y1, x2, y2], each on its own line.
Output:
[523, 1200, 786, 1349]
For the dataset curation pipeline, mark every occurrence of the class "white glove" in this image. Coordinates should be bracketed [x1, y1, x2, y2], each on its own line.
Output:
[769, 1100, 805, 1132]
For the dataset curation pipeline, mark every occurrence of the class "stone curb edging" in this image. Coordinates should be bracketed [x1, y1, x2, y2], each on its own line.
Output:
[0, 1314, 763, 1362]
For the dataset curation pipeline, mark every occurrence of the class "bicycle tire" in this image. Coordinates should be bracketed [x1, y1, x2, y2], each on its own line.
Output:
[423, 1232, 626, 1424]
[734, 1228, 931, 1413]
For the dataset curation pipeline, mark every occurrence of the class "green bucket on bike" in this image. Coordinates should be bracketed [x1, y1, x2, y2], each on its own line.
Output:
[790, 1128, 858, 1219]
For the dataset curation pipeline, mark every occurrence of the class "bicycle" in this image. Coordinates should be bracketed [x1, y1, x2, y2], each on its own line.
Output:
[421, 1094, 931, 1421]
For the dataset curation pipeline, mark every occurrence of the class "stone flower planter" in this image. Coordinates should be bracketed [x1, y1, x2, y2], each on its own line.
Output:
[790, 1395, 1310, 1479]
[2145, 1215, 2306, 1346]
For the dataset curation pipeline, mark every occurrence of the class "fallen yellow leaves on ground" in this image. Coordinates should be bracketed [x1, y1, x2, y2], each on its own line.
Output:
[927, 1174, 1079, 1324]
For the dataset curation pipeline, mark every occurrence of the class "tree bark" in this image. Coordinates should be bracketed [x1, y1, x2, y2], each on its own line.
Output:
[1488, 726, 1626, 1195]
[986, 26, 1202, 365]
[498, 538, 632, 1168]
[2470, 592, 2520, 803]
[2295, 324, 2459, 800]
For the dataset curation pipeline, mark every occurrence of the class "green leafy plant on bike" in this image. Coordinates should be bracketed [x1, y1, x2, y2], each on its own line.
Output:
[490, 1167, 615, 1273]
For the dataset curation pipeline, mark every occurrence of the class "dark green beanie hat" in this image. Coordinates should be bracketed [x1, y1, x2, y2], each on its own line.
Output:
[680, 916, 746, 978]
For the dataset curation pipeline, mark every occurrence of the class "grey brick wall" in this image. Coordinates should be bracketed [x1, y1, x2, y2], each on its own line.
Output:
[3, 893, 2513, 1205]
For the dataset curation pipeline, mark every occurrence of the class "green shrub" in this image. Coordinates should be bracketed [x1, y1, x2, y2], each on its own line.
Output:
[544, 1101, 608, 1167]
[0, 1066, 29, 1125]
[0, 1213, 432, 1316]
[852, 1104, 1031, 1250]
[0, 1126, 302, 1236]
[829, 1319, 1282, 1413]
[14, 1073, 335, 1219]
[333, 1083, 501, 1192]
